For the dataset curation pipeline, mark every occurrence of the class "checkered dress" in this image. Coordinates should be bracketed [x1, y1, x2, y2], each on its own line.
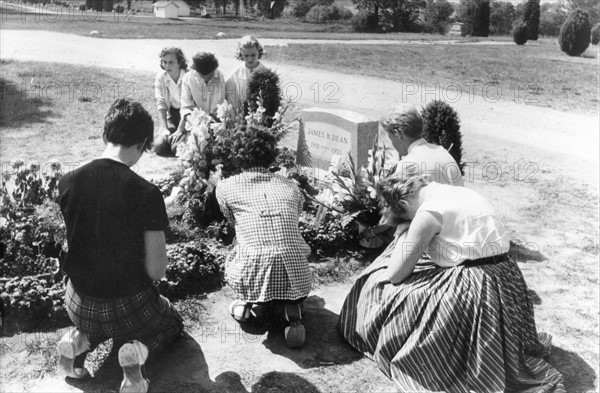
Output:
[216, 168, 312, 303]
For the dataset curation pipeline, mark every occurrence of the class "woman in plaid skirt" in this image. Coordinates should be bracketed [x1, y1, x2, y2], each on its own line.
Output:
[216, 127, 312, 348]
[337, 173, 565, 392]
[56, 99, 183, 393]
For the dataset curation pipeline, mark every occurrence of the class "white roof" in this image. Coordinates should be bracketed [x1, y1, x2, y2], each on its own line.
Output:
[154, 1, 181, 8]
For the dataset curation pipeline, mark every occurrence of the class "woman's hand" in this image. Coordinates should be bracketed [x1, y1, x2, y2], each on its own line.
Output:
[387, 211, 441, 285]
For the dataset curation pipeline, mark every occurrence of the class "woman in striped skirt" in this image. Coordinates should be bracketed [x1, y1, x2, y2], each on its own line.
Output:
[337, 173, 565, 392]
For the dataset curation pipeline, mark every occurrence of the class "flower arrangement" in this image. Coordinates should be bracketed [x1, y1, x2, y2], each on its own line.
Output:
[173, 97, 296, 229]
[307, 134, 396, 249]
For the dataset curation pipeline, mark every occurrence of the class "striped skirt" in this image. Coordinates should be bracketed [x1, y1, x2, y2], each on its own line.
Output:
[337, 240, 565, 392]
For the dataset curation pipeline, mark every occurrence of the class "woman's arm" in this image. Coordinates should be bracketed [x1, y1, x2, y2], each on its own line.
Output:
[387, 211, 441, 284]
[143, 230, 168, 281]
[157, 108, 170, 132]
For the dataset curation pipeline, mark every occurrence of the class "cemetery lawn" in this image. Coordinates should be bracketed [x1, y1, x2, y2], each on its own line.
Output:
[265, 39, 600, 114]
[0, 5, 460, 41]
[1, 60, 598, 392]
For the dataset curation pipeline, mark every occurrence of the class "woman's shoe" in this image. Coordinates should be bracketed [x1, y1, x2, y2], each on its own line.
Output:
[229, 300, 252, 322]
[284, 320, 306, 348]
[284, 304, 306, 348]
[118, 340, 149, 393]
[56, 327, 90, 379]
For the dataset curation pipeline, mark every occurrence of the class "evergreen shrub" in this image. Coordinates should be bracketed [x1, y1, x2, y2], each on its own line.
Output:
[246, 68, 282, 126]
[513, 21, 529, 45]
[559, 8, 591, 56]
[421, 100, 464, 174]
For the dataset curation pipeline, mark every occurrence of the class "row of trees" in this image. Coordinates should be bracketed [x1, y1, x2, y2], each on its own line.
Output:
[350, 0, 599, 35]
[183, 0, 288, 17]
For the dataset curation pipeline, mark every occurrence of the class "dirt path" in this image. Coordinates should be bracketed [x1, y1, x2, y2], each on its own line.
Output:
[1, 30, 599, 392]
[2, 30, 597, 190]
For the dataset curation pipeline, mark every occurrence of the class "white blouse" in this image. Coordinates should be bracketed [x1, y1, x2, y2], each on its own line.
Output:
[418, 183, 510, 267]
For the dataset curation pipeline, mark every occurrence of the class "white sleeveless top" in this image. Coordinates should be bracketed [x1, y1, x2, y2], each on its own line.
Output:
[418, 183, 510, 267]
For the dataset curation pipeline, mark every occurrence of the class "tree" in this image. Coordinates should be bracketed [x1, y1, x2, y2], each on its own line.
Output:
[353, 0, 422, 32]
[559, 8, 591, 56]
[539, 2, 568, 36]
[214, 0, 228, 15]
[566, 0, 599, 24]
[523, 0, 541, 39]
[513, 21, 529, 44]
[458, 0, 490, 36]
[257, 0, 287, 18]
[490, 1, 515, 35]
[424, 0, 455, 34]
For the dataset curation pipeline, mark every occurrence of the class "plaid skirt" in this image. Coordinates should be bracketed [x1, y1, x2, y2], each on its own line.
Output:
[337, 241, 565, 392]
[65, 279, 183, 356]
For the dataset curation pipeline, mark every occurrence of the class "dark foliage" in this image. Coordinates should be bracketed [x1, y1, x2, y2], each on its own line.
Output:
[458, 0, 490, 36]
[539, 3, 568, 36]
[424, 0, 455, 35]
[246, 68, 282, 127]
[559, 8, 591, 56]
[157, 242, 224, 300]
[513, 21, 529, 44]
[421, 100, 464, 174]
[490, 1, 515, 36]
[256, 0, 287, 18]
[523, 0, 541, 39]
[299, 211, 359, 256]
[352, 10, 380, 32]
[472, 0, 490, 36]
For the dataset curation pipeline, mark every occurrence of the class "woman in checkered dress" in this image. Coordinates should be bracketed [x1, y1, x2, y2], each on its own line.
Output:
[337, 173, 565, 392]
[216, 127, 311, 348]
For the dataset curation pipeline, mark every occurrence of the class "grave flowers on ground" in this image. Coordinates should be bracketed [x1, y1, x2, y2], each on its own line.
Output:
[309, 135, 396, 250]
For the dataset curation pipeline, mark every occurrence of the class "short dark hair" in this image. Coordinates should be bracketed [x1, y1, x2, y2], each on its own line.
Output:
[191, 52, 219, 75]
[159, 47, 188, 70]
[230, 127, 277, 169]
[380, 107, 423, 139]
[103, 98, 154, 151]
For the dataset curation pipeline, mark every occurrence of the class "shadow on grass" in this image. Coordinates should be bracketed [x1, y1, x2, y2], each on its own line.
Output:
[509, 240, 547, 263]
[262, 295, 362, 369]
[0, 74, 55, 128]
[551, 346, 597, 393]
[64, 332, 322, 393]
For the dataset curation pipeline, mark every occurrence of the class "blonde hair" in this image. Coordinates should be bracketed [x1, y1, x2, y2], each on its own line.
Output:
[380, 107, 423, 139]
[376, 172, 428, 218]
[236, 35, 264, 60]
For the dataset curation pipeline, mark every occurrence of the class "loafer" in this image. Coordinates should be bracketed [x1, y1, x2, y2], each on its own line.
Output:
[57, 327, 90, 379]
[284, 320, 306, 348]
[229, 300, 252, 322]
[118, 340, 149, 393]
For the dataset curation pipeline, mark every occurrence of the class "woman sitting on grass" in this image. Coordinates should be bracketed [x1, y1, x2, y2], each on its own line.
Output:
[337, 172, 565, 392]
[153, 47, 189, 157]
[215, 127, 312, 349]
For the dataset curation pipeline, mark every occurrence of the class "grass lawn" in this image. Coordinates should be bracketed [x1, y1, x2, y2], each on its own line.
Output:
[0, 3, 512, 41]
[0, 59, 598, 392]
[0, 58, 183, 179]
[265, 39, 600, 114]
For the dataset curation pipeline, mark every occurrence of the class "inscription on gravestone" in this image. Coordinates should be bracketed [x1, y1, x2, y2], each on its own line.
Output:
[297, 108, 378, 171]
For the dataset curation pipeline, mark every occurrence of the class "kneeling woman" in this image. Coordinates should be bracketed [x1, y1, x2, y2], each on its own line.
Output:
[215, 127, 312, 348]
[337, 174, 565, 392]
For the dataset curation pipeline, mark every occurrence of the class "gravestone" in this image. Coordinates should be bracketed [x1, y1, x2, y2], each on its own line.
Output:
[297, 108, 378, 172]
